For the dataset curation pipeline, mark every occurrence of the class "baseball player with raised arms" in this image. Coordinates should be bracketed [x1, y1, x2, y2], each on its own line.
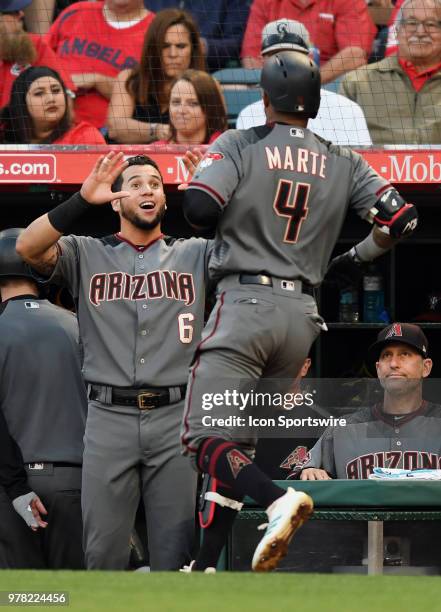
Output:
[179, 50, 419, 572]
[299, 323, 441, 480]
[17, 152, 211, 570]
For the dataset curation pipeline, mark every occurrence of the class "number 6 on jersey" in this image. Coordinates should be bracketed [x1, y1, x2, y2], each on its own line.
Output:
[178, 312, 195, 344]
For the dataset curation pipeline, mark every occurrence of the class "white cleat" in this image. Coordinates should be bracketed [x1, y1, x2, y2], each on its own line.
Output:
[180, 560, 216, 574]
[251, 487, 314, 572]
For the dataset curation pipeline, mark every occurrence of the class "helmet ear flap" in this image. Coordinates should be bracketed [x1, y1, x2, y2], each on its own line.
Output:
[260, 51, 321, 118]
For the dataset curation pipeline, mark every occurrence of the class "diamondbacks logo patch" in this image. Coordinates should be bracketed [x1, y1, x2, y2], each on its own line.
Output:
[198, 152, 225, 171]
[385, 323, 402, 339]
[226, 449, 251, 479]
[280, 446, 310, 471]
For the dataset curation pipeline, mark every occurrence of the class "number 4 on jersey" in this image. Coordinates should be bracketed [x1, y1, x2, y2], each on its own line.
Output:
[273, 179, 310, 243]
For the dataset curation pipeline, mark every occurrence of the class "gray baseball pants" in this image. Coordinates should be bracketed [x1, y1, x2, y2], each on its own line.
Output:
[82, 398, 197, 570]
[182, 278, 323, 460]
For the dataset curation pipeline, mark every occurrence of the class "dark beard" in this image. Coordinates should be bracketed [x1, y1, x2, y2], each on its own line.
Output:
[0, 31, 37, 64]
[120, 204, 166, 231]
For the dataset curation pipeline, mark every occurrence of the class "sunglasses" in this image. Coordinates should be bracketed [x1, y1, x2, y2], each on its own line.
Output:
[0, 10, 21, 15]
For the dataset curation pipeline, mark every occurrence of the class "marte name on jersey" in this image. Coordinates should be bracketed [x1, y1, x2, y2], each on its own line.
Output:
[89, 269, 195, 307]
[265, 146, 327, 178]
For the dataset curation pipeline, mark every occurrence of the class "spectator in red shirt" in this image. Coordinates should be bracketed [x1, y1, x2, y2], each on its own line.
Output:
[0, 66, 106, 144]
[107, 9, 206, 143]
[0, 0, 75, 110]
[46, 0, 155, 128]
[154, 69, 227, 145]
[241, 0, 377, 83]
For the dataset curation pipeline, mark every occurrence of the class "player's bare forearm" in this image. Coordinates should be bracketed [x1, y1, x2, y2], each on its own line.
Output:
[17, 153, 129, 274]
[320, 47, 367, 84]
[16, 214, 62, 276]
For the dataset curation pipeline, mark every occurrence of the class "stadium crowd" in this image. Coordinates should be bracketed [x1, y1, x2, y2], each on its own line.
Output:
[1, 0, 440, 574]
[1, 0, 440, 145]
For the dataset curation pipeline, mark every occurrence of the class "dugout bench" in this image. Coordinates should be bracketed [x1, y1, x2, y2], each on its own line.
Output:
[224, 481, 441, 574]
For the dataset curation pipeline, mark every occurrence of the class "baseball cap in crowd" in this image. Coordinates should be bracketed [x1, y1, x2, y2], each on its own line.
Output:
[368, 323, 429, 364]
[261, 19, 311, 56]
[0, 0, 31, 12]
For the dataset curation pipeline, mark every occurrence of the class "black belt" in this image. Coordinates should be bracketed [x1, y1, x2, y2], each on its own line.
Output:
[239, 274, 315, 297]
[89, 384, 187, 410]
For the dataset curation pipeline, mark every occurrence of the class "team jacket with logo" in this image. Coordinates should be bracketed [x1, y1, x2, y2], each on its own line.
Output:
[299, 402, 441, 479]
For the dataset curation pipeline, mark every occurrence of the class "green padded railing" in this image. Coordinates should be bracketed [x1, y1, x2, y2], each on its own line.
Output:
[238, 480, 441, 521]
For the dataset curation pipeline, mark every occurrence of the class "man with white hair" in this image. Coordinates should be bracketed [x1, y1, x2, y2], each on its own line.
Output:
[341, 0, 441, 144]
[236, 19, 372, 147]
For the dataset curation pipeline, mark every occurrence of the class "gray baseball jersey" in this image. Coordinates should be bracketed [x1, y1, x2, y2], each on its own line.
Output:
[49, 234, 211, 387]
[300, 402, 441, 479]
[0, 297, 87, 464]
[187, 125, 390, 284]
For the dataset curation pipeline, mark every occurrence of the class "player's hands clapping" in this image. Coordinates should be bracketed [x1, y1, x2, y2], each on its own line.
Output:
[80, 151, 130, 205]
[300, 468, 332, 481]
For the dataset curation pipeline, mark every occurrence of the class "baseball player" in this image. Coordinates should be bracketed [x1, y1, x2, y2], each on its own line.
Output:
[0, 228, 87, 569]
[299, 323, 441, 480]
[179, 51, 419, 572]
[17, 153, 212, 570]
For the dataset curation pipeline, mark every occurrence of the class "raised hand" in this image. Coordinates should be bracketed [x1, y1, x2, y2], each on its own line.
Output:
[177, 148, 204, 191]
[80, 151, 130, 205]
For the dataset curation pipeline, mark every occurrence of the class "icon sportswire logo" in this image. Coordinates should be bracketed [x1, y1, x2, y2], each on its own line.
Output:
[0, 155, 56, 182]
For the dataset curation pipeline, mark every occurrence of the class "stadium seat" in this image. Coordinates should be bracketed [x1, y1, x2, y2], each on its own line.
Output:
[212, 68, 262, 85]
[213, 68, 262, 128]
[321, 78, 342, 94]
[221, 89, 262, 128]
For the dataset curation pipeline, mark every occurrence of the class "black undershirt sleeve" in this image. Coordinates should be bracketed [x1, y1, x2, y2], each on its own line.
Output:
[0, 410, 31, 500]
[183, 189, 222, 231]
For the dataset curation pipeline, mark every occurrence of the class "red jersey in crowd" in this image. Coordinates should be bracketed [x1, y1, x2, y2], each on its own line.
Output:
[53, 121, 107, 145]
[46, 2, 155, 128]
[385, 0, 403, 57]
[0, 34, 76, 110]
[241, 0, 376, 64]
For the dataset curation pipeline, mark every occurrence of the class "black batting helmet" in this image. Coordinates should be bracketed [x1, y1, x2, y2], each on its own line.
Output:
[260, 50, 321, 118]
[0, 228, 34, 280]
